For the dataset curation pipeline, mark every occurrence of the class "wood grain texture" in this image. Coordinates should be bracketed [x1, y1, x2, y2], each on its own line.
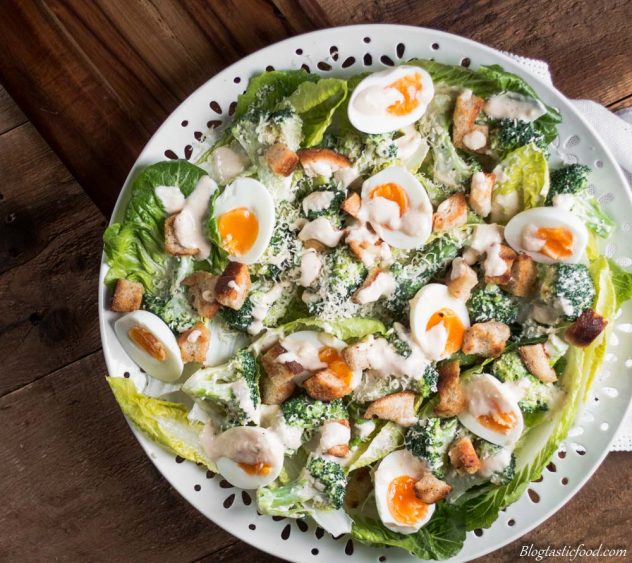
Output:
[0, 87, 26, 135]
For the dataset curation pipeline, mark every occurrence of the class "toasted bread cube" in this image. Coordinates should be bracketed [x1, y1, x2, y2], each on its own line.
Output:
[215, 262, 251, 310]
[182, 271, 220, 318]
[452, 90, 485, 149]
[461, 124, 489, 152]
[347, 239, 391, 269]
[449, 436, 481, 474]
[260, 343, 304, 404]
[342, 338, 373, 372]
[111, 278, 144, 312]
[298, 148, 351, 178]
[363, 391, 417, 427]
[341, 193, 361, 218]
[177, 322, 210, 363]
[345, 467, 373, 510]
[414, 472, 453, 504]
[462, 321, 510, 358]
[447, 258, 478, 301]
[164, 214, 199, 256]
[484, 244, 517, 285]
[303, 239, 328, 252]
[352, 268, 396, 305]
[304, 368, 352, 401]
[265, 142, 299, 176]
[565, 308, 608, 348]
[469, 171, 495, 218]
[518, 343, 557, 383]
[501, 253, 538, 297]
[433, 193, 468, 232]
[323, 419, 351, 458]
[435, 360, 466, 417]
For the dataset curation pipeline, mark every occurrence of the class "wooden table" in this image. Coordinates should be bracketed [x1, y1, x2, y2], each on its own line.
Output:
[0, 1, 630, 561]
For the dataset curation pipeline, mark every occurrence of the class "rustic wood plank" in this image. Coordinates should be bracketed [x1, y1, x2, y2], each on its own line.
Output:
[0, 86, 27, 135]
[0, 120, 104, 396]
[0, 351, 242, 562]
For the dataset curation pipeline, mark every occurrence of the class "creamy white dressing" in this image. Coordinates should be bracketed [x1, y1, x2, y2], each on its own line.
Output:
[298, 217, 344, 247]
[187, 329, 201, 343]
[462, 129, 487, 151]
[464, 378, 512, 418]
[492, 190, 520, 222]
[248, 282, 285, 335]
[450, 257, 469, 281]
[319, 421, 351, 452]
[470, 171, 492, 218]
[479, 447, 513, 478]
[465, 223, 504, 266]
[521, 223, 546, 251]
[345, 222, 379, 244]
[173, 176, 217, 259]
[155, 185, 185, 213]
[484, 242, 509, 277]
[552, 193, 575, 211]
[422, 322, 449, 361]
[260, 405, 304, 451]
[355, 271, 396, 304]
[277, 337, 326, 372]
[484, 92, 547, 122]
[209, 145, 249, 185]
[227, 280, 241, 292]
[302, 157, 348, 179]
[334, 166, 360, 188]
[353, 85, 403, 117]
[358, 196, 430, 239]
[202, 425, 280, 465]
[394, 126, 428, 170]
[354, 419, 376, 440]
[503, 377, 533, 403]
[299, 249, 322, 287]
[231, 378, 260, 424]
[302, 190, 336, 215]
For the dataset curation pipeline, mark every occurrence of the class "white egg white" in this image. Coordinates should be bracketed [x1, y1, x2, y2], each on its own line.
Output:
[212, 426, 284, 489]
[458, 373, 524, 447]
[374, 449, 435, 534]
[409, 283, 470, 361]
[213, 177, 275, 264]
[348, 66, 435, 134]
[504, 206, 588, 264]
[360, 166, 433, 249]
[114, 310, 183, 382]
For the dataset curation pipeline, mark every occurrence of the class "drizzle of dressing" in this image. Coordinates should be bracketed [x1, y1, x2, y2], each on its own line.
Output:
[299, 249, 323, 287]
[302, 191, 335, 215]
[354, 271, 396, 304]
[173, 176, 217, 259]
[155, 185, 185, 213]
[484, 92, 547, 122]
[298, 217, 344, 247]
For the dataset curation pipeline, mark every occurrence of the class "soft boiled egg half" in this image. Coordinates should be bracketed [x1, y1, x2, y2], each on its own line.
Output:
[114, 310, 183, 382]
[504, 207, 588, 264]
[458, 373, 524, 447]
[410, 283, 470, 361]
[280, 331, 362, 389]
[374, 449, 435, 534]
[348, 66, 435, 134]
[360, 166, 433, 249]
[214, 177, 275, 264]
[209, 426, 284, 488]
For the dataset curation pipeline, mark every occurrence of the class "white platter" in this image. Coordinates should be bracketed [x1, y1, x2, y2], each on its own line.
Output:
[98, 24, 632, 562]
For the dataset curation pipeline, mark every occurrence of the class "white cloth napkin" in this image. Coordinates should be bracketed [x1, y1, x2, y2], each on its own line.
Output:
[507, 53, 632, 451]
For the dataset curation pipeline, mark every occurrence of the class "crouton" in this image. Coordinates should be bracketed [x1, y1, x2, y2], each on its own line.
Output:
[111, 278, 144, 312]
[303, 239, 328, 252]
[352, 268, 396, 305]
[469, 172, 495, 218]
[345, 467, 373, 510]
[260, 343, 304, 404]
[435, 360, 466, 417]
[452, 90, 486, 149]
[501, 253, 538, 297]
[304, 368, 352, 401]
[446, 258, 478, 301]
[462, 321, 511, 358]
[484, 244, 517, 285]
[364, 391, 417, 427]
[342, 338, 373, 372]
[347, 239, 391, 269]
[518, 343, 557, 383]
[565, 308, 608, 348]
[182, 271, 220, 319]
[414, 472, 453, 504]
[164, 214, 199, 256]
[298, 148, 351, 178]
[341, 192, 361, 218]
[449, 437, 481, 474]
[177, 322, 210, 364]
[265, 142, 299, 176]
[323, 419, 351, 458]
[462, 124, 489, 152]
[433, 193, 468, 232]
[214, 262, 251, 310]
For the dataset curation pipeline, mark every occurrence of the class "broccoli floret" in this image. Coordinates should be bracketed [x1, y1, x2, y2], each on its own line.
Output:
[405, 417, 459, 478]
[143, 291, 200, 333]
[256, 455, 348, 517]
[182, 349, 260, 427]
[545, 164, 591, 204]
[297, 177, 346, 224]
[490, 119, 547, 156]
[281, 394, 348, 429]
[538, 263, 595, 322]
[418, 364, 439, 397]
[491, 351, 530, 382]
[220, 299, 255, 332]
[386, 328, 412, 358]
[476, 441, 516, 485]
[467, 285, 519, 324]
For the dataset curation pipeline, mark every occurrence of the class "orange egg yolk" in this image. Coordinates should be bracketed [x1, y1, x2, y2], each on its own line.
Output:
[319, 347, 353, 385]
[535, 226, 574, 260]
[218, 207, 259, 256]
[238, 462, 272, 476]
[387, 475, 428, 525]
[477, 404, 517, 434]
[426, 308, 465, 356]
[369, 182, 409, 217]
[387, 74, 423, 116]
[128, 326, 166, 361]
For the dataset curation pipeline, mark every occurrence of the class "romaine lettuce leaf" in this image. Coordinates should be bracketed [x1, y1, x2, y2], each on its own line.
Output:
[281, 317, 386, 341]
[608, 258, 632, 309]
[107, 377, 215, 470]
[347, 422, 404, 471]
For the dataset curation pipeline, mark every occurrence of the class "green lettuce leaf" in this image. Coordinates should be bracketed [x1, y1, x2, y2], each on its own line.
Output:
[107, 377, 215, 470]
[287, 78, 348, 146]
[347, 422, 404, 471]
[408, 59, 562, 143]
[458, 255, 615, 530]
[206, 189, 229, 273]
[281, 317, 386, 341]
[352, 502, 466, 560]
[608, 258, 632, 309]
